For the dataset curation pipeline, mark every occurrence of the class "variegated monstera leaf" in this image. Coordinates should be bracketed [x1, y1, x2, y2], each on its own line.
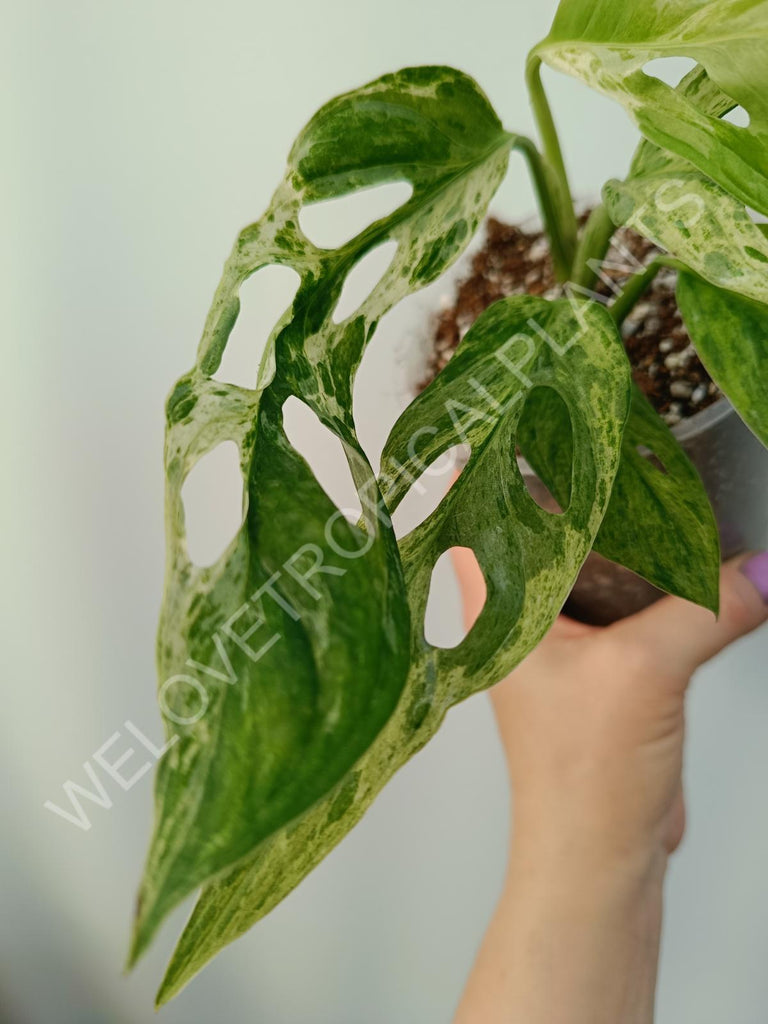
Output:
[532, 0, 768, 446]
[128, 65, 639, 1003]
[533, 0, 768, 216]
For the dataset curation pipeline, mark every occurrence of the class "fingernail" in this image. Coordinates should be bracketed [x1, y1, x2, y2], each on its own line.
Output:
[740, 551, 768, 604]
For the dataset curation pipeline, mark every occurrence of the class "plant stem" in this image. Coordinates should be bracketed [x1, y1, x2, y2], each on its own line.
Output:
[517, 136, 575, 284]
[609, 259, 663, 326]
[525, 56, 578, 277]
[571, 204, 615, 290]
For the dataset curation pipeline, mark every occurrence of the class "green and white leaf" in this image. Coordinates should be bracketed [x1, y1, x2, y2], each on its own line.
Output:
[605, 62, 768, 460]
[607, 62, 768, 307]
[518, 383, 720, 611]
[380, 295, 632, 697]
[603, 172, 768, 307]
[677, 273, 768, 446]
[533, 0, 768, 216]
[154, 293, 632, 1004]
[629, 64, 740, 179]
[130, 65, 517, 972]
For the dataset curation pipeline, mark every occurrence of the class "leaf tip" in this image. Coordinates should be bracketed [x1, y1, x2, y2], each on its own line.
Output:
[126, 879, 166, 974]
[125, 918, 147, 974]
[154, 945, 199, 1008]
[154, 979, 177, 1010]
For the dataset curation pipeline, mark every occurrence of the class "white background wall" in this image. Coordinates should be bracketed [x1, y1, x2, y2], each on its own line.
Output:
[4, 1, 768, 1021]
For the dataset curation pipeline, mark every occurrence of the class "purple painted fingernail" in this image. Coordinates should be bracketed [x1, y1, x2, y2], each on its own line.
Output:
[741, 552, 768, 603]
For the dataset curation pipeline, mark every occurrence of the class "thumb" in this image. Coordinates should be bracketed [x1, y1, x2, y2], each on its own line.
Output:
[608, 552, 768, 679]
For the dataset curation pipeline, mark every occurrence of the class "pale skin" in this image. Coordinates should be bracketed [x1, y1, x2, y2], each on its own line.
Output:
[451, 549, 768, 1024]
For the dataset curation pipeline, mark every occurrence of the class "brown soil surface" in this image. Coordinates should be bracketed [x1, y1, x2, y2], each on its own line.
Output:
[423, 217, 720, 426]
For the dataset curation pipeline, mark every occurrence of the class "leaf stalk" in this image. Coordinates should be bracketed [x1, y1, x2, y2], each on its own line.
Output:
[524, 55, 579, 278]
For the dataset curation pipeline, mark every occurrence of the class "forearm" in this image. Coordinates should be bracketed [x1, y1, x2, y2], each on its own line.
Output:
[454, 832, 667, 1024]
[450, 551, 768, 1023]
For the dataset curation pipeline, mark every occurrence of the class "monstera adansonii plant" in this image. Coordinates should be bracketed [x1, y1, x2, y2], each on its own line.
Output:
[129, 0, 768, 1004]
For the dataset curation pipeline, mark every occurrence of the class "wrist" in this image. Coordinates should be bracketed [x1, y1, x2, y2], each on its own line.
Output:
[496, 831, 666, 1024]
[509, 792, 672, 891]
[506, 826, 668, 918]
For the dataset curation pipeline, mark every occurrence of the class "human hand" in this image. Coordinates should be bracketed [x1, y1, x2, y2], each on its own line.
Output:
[452, 549, 768, 1024]
[455, 549, 768, 874]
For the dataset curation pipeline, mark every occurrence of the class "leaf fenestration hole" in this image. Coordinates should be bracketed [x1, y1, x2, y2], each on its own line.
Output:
[181, 441, 244, 567]
[332, 241, 398, 324]
[282, 396, 361, 516]
[299, 181, 413, 249]
[519, 465, 564, 514]
[388, 444, 471, 539]
[212, 265, 300, 390]
[642, 56, 697, 87]
[636, 444, 669, 475]
[722, 105, 750, 128]
[517, 386, 573, 515]
[425, 547, 485, 649]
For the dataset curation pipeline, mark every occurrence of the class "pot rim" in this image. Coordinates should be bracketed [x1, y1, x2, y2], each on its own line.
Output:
[671, 394, 732, 441]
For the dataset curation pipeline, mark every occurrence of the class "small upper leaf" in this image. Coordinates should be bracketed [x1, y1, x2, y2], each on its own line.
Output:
[533, 0, 768, 216]
[603, 172, 768, 307]
[629, 65, 740, 180]
[602, 60, 768, 464]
